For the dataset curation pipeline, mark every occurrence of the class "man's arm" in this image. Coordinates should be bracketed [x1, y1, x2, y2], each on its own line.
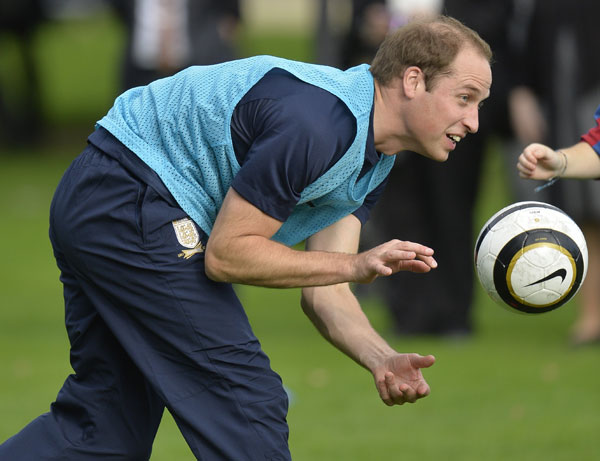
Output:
[205, 187, 437, 288]
[207, 189, 436, 405]
[301, 215, 435, 406]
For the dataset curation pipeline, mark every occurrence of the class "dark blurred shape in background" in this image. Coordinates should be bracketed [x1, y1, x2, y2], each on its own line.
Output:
[0, 0, 47, 146]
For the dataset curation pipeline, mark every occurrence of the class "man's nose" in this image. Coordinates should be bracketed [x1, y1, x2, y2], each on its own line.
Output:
[464, 107, 479, 134]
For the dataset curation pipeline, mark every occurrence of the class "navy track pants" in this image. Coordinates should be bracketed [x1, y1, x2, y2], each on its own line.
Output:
[0, 142, 290, 460]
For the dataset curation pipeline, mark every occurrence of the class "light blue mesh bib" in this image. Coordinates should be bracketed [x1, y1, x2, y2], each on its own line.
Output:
[97, 55, 394, 246]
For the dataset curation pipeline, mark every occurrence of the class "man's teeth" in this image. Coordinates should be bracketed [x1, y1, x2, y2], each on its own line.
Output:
[448, 135, 461, 143]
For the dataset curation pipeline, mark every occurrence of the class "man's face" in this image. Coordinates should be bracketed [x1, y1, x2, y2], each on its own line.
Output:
[406, 46, 492, 162]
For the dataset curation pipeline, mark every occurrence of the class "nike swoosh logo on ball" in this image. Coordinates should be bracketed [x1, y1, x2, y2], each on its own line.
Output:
[524, 268, 567, 287]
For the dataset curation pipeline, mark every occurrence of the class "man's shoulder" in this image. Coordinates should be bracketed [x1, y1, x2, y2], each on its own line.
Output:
[236, 68, 355, 134]
[239, 68, 344, 107]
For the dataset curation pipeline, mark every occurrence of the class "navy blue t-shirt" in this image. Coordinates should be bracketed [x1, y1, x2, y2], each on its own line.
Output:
[230, 68, 386, 225]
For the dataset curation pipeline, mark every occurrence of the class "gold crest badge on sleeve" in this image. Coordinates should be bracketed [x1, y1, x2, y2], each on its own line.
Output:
[172, 218, 205, 259]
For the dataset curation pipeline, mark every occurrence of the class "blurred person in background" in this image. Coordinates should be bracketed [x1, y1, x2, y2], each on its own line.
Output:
[507, 0, 600, 346]
[108, 0, 240, 91]
[0, 0, 47, 145]
[339, 0, 389, 69]
[0, 16, 492, 460]
[516, 106, 600, 315]
[346, 0, 513, 337]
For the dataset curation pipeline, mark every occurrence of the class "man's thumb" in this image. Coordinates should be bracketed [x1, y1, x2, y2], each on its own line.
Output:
[412, 354, 436, 369]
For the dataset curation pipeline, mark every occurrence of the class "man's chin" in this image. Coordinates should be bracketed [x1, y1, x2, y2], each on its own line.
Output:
[438, 151, 451, 162]
[420, 149, 450, 162]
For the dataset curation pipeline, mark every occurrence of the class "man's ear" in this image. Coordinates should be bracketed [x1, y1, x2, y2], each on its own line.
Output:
[403, 66, 424, 99]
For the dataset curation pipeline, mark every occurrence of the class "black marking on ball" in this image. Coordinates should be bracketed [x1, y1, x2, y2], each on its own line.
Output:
[524, 268, 567, 287]
[493, 228, 584, 314]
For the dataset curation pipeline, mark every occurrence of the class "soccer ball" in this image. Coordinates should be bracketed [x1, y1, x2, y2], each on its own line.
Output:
[474, 201, 588, 314]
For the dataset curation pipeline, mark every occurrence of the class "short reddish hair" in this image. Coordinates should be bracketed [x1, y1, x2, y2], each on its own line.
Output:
[370, 15, 492, 89]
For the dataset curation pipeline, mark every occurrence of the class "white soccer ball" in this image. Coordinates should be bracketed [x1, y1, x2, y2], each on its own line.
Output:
[474, 201, 588, 314]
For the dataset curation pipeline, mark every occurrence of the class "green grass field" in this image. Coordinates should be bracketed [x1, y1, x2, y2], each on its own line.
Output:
[0, 11, 599, 461]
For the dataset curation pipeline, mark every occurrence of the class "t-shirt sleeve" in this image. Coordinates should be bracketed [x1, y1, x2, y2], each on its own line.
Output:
[230, 86, 355, 222]
[581, 105, 600, 155]
[352, 174, 389, 225]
